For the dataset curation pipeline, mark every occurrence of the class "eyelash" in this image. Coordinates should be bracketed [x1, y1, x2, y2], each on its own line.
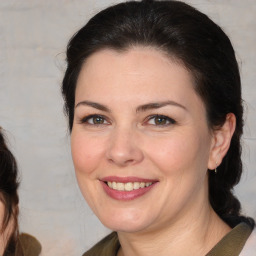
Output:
[79, 114, 176, 127]
[145, 114, 176, 127]
[79, 114, 110, 126]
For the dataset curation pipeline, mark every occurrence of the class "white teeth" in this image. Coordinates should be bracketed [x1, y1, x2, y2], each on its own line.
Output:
[140, 182, 145, 188]
[112, 181, 117, 189]
[124, 182, 133, 191]
[107, 182, 112, 188]
[106, 181, 153, 191]
[133, 182, 140, 190]
[116, 183, 124, 191]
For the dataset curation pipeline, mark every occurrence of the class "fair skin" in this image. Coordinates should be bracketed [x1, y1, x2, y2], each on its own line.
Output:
[0, 201, 5, 254]
[71, 47, 236, 256]
[0, 201, 13, 255]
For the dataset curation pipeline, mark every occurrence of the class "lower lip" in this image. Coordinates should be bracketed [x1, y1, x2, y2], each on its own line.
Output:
[101, 181, 158, 201]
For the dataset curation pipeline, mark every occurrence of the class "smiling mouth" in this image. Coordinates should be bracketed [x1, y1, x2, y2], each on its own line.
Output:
[105, 181, 154, 191]
[101, 178, 158, 200]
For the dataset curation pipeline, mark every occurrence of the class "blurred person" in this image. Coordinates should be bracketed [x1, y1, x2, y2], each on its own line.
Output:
[0, 127, 41, 256]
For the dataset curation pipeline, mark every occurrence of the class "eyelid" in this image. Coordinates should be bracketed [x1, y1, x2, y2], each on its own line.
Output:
[144, 114, 176, 126]
[78, 114, 176, 127]
[79, 114, 110, 125]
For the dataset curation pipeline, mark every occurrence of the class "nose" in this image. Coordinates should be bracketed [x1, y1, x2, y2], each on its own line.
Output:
[106, 127, 144, 167]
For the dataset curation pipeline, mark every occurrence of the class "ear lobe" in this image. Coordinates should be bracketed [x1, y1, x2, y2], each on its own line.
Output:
[208, 113, 236, 170]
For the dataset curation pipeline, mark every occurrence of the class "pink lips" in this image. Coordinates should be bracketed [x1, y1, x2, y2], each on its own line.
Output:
[100, 176, 158, 201]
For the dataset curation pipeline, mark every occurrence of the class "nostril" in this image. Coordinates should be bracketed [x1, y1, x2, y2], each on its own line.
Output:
[125, 159, 135, 164]
[107, 157, 135, 166]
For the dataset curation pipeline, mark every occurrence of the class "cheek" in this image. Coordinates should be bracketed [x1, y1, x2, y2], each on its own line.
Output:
[70, 131, 107, 212]
[145, 131, 211, 177]
[71, 132, 105, 176]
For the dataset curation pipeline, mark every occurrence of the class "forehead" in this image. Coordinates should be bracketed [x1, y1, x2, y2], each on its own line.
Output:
[75, 47, 202, 109]
[79, 46, 187, 78]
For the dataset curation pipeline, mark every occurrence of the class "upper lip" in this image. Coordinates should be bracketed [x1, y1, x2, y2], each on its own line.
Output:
[100, 176, 158, 183]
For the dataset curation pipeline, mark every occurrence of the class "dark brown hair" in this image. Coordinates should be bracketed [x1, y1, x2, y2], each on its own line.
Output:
[62, 0, 254, 228]
[0, 128, 23, 256]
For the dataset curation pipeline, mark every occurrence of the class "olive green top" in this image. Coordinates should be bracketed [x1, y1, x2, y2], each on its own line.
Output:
[206, 222, 252, 256]
[19, 233, 42, 256]
[83, 222, 253, 256]
[2, 233, 41, 256]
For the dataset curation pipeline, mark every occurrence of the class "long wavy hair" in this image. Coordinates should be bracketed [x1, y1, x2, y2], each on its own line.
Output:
[0, 128, 23, 256]
[62, 0, 254, 228]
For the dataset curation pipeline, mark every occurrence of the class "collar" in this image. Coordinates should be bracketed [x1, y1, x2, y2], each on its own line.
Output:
[206, 222, 252, 256]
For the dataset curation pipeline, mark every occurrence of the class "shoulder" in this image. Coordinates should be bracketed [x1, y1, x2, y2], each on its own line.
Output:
[206, 222, 253, 256]
[83, 232, 119, 256]
[240, 227, 256, 255]
[19, 233, 42, 256]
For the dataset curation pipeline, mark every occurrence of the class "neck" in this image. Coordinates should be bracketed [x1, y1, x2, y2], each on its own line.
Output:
[117, 200, 231, 256]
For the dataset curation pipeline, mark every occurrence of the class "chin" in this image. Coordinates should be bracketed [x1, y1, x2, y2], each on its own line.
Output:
[98, 209, 153, 233]
[105, 221, 149, 233]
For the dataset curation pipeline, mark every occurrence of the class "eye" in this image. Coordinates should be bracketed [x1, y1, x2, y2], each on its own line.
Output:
[80, 114, 109, 125]
[146, 115, 176, 126]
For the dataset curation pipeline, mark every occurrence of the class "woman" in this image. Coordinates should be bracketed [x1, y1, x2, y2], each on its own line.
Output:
[62, 0, 255, 255]
[0, 128, 41, 256]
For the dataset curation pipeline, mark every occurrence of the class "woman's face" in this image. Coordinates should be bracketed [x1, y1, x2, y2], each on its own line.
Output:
[71, 47, 215, 233]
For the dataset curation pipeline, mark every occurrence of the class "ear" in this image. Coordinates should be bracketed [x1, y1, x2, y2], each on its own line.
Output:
[208, 113, 236, 170]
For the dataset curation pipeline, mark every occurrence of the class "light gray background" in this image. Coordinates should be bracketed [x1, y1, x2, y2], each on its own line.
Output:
[0, 0, 255, 255]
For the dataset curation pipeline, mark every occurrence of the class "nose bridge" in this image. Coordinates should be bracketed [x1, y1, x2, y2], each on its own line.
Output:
[106, 124, 143, 166]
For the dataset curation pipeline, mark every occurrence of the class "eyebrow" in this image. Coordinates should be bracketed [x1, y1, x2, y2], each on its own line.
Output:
[136, 101, 187, 112]
[75, 100, 186, 112]
[75, 101, 111, 112]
